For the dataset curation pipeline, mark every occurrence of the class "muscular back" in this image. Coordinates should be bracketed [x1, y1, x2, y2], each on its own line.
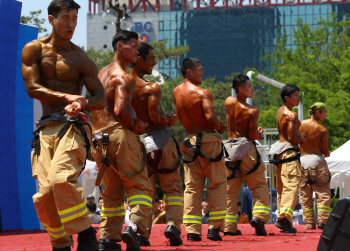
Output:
[225, 97, 259, 139]
[277, 106, 301, 145]
[92, 62, 136, 131]
[173, 82, 216, 135]
[299, 119, 329, 156]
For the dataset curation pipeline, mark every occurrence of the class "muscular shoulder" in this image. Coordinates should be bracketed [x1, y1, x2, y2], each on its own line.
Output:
[70, 43, 96, 67]
[145, 82, 162, 96]
[22, 39, 43, 62]
[110, 73, 135, 88]
[318, 123, 329, 135]
[283, 110, 298, 122]
[225, 96, 237, 107]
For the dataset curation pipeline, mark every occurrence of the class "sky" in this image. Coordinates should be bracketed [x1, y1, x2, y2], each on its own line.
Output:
[20, 0, 89, 48]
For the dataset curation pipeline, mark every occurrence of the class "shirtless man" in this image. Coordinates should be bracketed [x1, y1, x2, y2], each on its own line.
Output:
[130, 42, 183, 246]
[299, 102, 331, 230]
[22, 1, 105, 250]
[173, 58, 227, 242]
[224, 74, 270, 236]
[269, 84, 306, 233]
[91, 30, 153, 251]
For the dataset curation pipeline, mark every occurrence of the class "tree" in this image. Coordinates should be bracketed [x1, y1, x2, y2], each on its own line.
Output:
[263, 13, 350, 150]
[149, 39, 189, 61]
[20, 10, 48, 36]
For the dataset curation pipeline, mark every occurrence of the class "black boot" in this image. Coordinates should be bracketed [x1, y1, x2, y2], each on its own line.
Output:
[164, 225, 183, 246]
[98, 239, 121, 251]
[52, 247, 71, 251]
[318, 223, 325, 230]
[187, 233, 202, 241]
[224, 230, 242, 236]
[207, 228, 222, 241]
[121, 226, 140, 251]
[77, 227, 99, 251]
[137, 235, 151, 247]
[275, 218, 297, 233]
[250, 218, 267, 236]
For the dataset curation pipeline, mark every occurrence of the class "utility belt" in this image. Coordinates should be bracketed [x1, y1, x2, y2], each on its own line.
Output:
[146, 136, 181, 177]
[30, 111, 91, 175]
[226, 141, 261, 180]
[182, 132, 228, 164]
[303, 166, 331, 186]
[269, 148, 300, 166]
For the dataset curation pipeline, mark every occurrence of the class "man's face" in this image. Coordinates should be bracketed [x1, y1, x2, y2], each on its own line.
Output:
[286, 91, 300, 107]
[120, 38, 139, 63]
[49, 8, 78, 40]
[240, 80, 253, 98]
[316, 110, 327, 122]
[189, 63, 204, 85]
[139, 49, 157, 75]
[201, 200, 209, 210]
[99, 199, 104, 209]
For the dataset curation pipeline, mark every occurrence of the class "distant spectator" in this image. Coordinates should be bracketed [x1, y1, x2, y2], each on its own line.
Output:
[87, 202, 100, 224]
[152, 197, 166, 224]
[96, 197, 103, 215]
[123, 197, 130, 224]
[237, 201, 249, 224]
[202, 198, 209, 224]
[158, 199, 165, 210]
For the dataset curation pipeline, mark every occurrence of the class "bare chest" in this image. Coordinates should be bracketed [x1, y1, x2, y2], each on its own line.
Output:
[40, 48, 82, 82]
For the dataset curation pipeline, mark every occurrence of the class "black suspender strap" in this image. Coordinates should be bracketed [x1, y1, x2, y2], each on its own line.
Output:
[226, 141, 261, 180]
[269, 149, 300, 166]
[31, 129, 41, 156]
[95, 133, 110, 186]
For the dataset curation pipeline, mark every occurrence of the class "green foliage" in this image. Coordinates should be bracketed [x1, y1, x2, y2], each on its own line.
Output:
[84, 47, 115, 72]
[20, 10, 48, 36]
[149, 39, 190, 61]
[263, 13, 350, 150]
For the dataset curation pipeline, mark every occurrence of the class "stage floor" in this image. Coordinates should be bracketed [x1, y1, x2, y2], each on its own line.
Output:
[1, 224, 322, 251]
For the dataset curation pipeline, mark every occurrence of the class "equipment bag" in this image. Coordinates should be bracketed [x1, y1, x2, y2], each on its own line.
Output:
[317, 196, 350, 251]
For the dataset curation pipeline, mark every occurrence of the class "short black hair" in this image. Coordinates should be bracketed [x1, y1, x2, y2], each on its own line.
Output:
[48, 0, 80, 18]
[122, 196, 128, 203]
[86, 202, 96, 212]
[280, 84, 300, 103]
[112, 30, 139, 52]
[232, 74, 249, 93]
[237, 201, 241, 206]
[98, 197, 103, 202]
[155, 196, 160, 203]
[202, 198, 208, 202]
[130, 42, 154, 68]
[181, 58, 201, 77]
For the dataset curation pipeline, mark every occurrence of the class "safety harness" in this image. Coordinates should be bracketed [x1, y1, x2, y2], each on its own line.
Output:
[269, 148, 300, 166]
[31, 112, 91, 176]
[182, 132, 228, 164]
[304, 167, 331, 186]
[92, 133, 110, 186]
[146, 136, 181, 177]
[226, 141, 261, 180]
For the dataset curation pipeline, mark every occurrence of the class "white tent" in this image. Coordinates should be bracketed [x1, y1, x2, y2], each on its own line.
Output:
[81, 160, 101, 202]
[327, 140, 350, 197]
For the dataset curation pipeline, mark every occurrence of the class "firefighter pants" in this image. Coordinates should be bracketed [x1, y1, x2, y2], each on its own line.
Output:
[31, 121, 92, 249]
[181, 132, 227, 235]
[300, 160, 331, 225]
[276, 149, 302, 224]
[143, 137, 184, 239]
[92, 123, 153, 241]
[225, 144, 270, 233]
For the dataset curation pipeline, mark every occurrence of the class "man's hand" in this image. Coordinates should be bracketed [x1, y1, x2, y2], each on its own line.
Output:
[258, 127, 264, 139]
[167, 113, 178, 127]
[218, 121, 226, 134]
[64, 102, 82, 117]
[64, 94, 87, 108]
[133, 119, 148, 133]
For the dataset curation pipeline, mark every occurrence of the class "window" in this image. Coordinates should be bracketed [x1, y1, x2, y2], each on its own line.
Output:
[103, 44, 107, 49]
[104, 25, 107, 30]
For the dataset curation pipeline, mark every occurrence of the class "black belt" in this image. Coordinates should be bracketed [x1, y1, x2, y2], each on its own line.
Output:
[147, 136, 181, 177]
[226, 141, 261, 180]
[269, 148, 300, 166]
[182, 132, 228, 164]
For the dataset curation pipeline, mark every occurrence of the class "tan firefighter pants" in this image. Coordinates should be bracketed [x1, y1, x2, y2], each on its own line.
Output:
[181, 132, 227, 235]
[276, 149, 302, 224]
[300, 160, 331, 225]
[225, 144, 270, 233]
[31, 121, 92, 249]
[92, 123, 153, 241]
[143, 136, 184, 239]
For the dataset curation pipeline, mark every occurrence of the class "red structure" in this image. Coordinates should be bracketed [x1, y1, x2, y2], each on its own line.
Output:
[89, 0, 350, 13]
[89, 0, 106, 14]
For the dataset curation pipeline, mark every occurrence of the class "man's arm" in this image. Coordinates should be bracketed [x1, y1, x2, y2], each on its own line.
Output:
[286, 112, 304, 145]
[248, 108, 263, 140]
[321, 128, 330, 157]
[81, 57, 105, 111]
[202, 90, 225, 134]
[22, 41, 85, 105]
[148, 84, 176, 126]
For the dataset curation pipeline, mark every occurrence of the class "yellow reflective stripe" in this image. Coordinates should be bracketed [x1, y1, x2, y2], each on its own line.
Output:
[253, 206, 270, 209]
[129, 201, 152, 208]
[42, 224, 66, 239]
[166, 202, 184, 206]
[183, 215, 202, 219]
[102, 206, 124, 211]
[318, 206, 331, 209]
[58, 202, 86, 216]
[61, 207, 88, 223]
[42, 223, 64, 232]
[101, 212, 125, 217]
[209, 216, 226, 220]
[304, 208, 314, 212]
[166, 196, 183, 200]
[129, 195, 152, 202]
[304, 212, 314, 215]
[183, 220, 202, 224]
[209, 211, 227, 215]
[318, 209, 331, 212]
[225, 219, 237, 223]
[280, 207, 293, 218]
[253, 210, 270, 213]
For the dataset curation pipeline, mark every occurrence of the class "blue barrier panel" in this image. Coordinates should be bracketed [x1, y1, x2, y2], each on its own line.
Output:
[16, 24, 39, 230]
[0, 0, 23, 230]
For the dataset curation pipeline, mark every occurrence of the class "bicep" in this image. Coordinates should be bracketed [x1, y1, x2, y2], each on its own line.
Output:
[22, 45, 41, 89]
[148, 94, 162, 116]
[202, 97, 215, 118]
[114, 85, 131, 113]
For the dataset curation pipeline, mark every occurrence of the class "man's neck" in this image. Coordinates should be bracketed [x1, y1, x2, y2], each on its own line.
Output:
[49, 33, 71, 51]
[130, 68, 146, 80]
[184, 78, 198, 86]
[236, 93, 248, 104]
[89, 211, 96, 215]
[311, 115, 319, 123]
[284, 102, 294, 111]
[113, 53, 131, 70]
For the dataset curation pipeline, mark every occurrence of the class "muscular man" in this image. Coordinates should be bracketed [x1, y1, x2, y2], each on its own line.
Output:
[224, 74, 270, 236]
[173, 58, 227, 242]
[299, 102, 331, 230]
[130, 42, 183, 246]
[269, 84, 306, 233]
[91, 30, 153, 251]
[22, 1, 105, 250]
